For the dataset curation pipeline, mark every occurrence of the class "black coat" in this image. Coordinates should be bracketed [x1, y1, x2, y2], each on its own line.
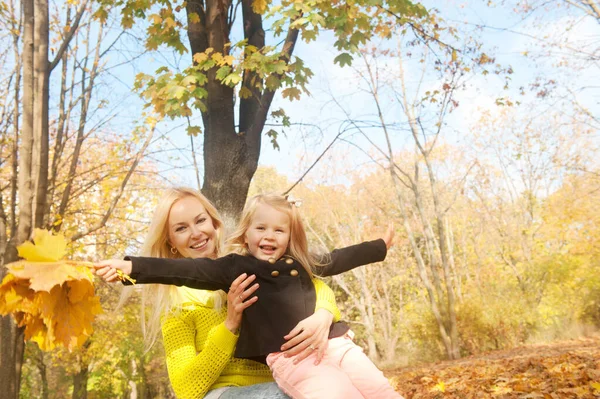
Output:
[126, 239, 387, 362]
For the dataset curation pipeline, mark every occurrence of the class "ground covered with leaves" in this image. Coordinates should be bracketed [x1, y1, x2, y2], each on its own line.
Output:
[388, 335, 600, 398]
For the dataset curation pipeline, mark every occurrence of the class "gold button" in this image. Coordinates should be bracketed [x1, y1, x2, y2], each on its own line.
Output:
[268, 257, 276, 264]
[290, 269, 298, 277]
[271, 270, 280, 277]
[285, 258, 293, 264]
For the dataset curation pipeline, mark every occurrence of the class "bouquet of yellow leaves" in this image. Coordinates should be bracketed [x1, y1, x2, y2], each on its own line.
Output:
[0, 229, 103, 351]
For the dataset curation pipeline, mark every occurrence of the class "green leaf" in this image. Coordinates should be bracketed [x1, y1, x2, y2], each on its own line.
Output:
[180, 75, 198, 86]
[302, 29, 318, 42]
[265, 129, 280, 151]
[188, 12, 200, 24]
[271, 108, 290, 127]
[186, 125, 202, 136]
[169, 85, 187, 99]
[223, 73, 242, 86]
[239, 86, 253, 99]
[192, 87, 208, 99]
[272, 61, 287, 75]
[195, 73, 208, 85]
[334, 53, 353, 67]
[216, 66, 232, 81]
[265, 75, 281, 91]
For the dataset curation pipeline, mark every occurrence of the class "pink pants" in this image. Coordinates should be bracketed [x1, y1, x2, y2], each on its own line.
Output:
[266, 334, 403, 399]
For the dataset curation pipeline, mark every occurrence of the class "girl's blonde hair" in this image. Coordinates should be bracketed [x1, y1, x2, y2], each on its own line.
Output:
[122, 187, 225, 350]
[227, 194, 319, 277]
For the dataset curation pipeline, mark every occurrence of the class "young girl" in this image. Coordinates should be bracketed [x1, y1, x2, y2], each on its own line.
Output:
[96, 194, 402, 399]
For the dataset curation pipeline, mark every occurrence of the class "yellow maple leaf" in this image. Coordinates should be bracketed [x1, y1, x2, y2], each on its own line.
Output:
[7, 260, 94, 292]
[0, 274, 35, 312]
[17, 228, 67, 262]
[0, 229, 103, 351]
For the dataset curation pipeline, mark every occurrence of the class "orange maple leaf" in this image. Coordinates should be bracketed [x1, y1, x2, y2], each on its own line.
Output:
[0, 229, 103, 351]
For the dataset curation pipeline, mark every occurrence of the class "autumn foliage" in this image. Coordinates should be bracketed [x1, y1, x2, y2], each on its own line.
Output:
[389, 336, 600, 398]
[0, 229, 102, 351]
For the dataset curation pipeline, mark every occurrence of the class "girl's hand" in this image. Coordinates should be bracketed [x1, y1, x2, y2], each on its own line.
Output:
[383, 223, 394, 249]
[224, 273, 259, 334]
[280, 308, 333, 365]
[93, 260, 133, 282]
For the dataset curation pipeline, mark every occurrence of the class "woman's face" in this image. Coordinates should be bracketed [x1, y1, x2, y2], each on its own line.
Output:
[167, 196, 218, 259]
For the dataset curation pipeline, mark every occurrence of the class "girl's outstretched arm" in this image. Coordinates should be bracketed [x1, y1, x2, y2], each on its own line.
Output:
[315, 224, 394, 277]
[95, 256, 236, 292]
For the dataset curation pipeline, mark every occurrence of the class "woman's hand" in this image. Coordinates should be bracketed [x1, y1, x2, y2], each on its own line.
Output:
[93, 260, 133, 282]
[280, 308, 334, 365]
[224, 273, 259, 334]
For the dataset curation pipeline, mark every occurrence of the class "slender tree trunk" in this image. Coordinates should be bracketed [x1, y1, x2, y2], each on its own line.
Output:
[32, 346, 49, 399]
[72, 367, 89, 399]
[137, 356, 147, 399]
[8, 2, 21, 256]
[0, 0, 49, 395]
[362, 50, 460, 359]
[32, 0, 49, 229]
[0, 0, 34, 397]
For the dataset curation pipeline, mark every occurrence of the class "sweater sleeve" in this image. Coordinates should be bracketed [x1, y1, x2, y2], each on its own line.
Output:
[126, 255, 236, 291]
[162, 309, 238, 399]
[314, 239, 387, 277]
[312, 278, 341, 322]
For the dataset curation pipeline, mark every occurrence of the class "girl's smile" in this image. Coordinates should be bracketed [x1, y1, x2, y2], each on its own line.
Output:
[245, 203, 291, 262]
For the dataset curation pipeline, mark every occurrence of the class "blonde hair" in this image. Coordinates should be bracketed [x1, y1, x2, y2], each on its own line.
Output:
[227, 194, 320, 277]
[122, 187, 226, 350]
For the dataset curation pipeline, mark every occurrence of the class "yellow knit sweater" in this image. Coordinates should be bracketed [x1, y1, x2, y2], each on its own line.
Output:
[161, 279, 341, 399]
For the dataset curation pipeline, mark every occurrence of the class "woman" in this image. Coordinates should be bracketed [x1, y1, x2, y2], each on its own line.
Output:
[132, 187, 342, 399]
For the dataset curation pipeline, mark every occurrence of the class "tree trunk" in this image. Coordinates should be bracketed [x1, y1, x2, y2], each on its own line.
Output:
[32, 346, 49, 399]
[72, 367, 89, 399]
[191, 0, 257, 226]
[137, 356, 147, 399]
[0, 0, 49, 396]
[0, 0, 34, 397]
[185, 0, 298, 223]
[32, 0, 49, 229]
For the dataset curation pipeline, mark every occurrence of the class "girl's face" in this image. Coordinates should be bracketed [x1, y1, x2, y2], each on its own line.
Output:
[167, 196, 218, 259]
[244, 203, 291, 262]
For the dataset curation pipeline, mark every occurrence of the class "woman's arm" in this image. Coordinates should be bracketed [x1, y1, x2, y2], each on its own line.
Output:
[313, 278, 341, 322]
[163, 274, 259, 399]
[162, 310, 237, 399]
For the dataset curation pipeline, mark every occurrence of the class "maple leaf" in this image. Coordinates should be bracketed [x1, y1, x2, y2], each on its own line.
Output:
[7, 260, 94, 292]
[0, 229, 103, 351]
[17, 228, 67, 261]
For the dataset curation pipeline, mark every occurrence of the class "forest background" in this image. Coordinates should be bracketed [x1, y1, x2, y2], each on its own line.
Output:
[0, 0, 598, 397]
